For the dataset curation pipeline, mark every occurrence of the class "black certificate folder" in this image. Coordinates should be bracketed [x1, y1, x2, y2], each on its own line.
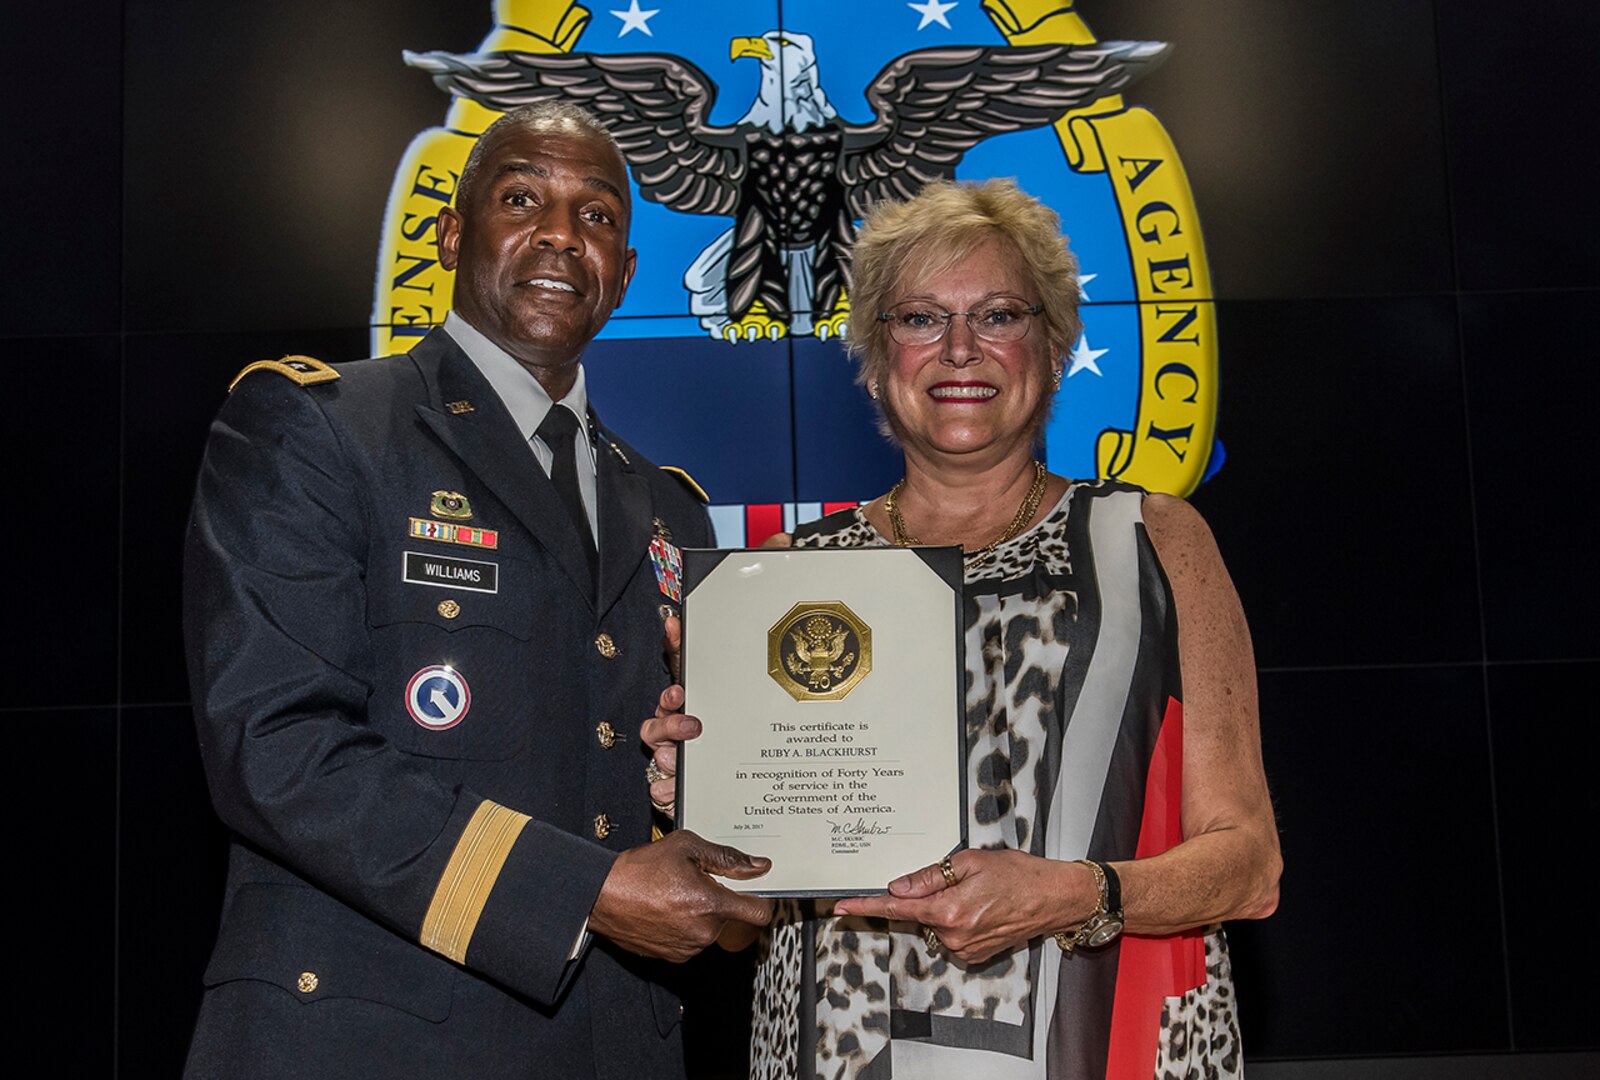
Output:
[677, 545, 967, 897]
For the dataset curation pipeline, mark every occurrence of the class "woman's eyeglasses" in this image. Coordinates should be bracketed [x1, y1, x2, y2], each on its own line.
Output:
[878, 298, 1042, 346]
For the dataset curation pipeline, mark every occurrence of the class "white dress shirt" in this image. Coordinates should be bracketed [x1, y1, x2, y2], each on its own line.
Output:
[443, 311, 600, 543]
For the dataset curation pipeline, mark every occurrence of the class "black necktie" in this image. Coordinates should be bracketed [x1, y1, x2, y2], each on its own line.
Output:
[536, 406, 598, 590]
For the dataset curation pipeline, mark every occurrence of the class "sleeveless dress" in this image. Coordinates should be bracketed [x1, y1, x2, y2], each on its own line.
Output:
[748, 481, 1243, 1080]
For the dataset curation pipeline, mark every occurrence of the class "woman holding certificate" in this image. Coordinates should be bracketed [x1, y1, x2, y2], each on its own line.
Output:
[647, 179, 1280, 1080]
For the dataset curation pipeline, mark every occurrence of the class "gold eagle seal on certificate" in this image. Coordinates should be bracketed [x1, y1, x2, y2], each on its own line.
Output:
[769, 602, 872, 702]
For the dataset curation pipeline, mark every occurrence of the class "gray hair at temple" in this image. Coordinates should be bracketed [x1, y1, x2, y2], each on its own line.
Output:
[455, 101, 628, 211]
[847, 179, 1082, 433]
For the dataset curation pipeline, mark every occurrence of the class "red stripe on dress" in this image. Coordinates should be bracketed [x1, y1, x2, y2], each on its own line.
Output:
[1104, 696, 1208, 1080]
[745, 504, 784, 547]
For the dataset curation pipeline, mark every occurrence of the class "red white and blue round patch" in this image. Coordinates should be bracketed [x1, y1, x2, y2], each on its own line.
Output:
[405, 664, 471, 730]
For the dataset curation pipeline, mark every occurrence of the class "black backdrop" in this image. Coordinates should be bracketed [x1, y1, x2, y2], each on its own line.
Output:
[8, 1, 1597, 1075]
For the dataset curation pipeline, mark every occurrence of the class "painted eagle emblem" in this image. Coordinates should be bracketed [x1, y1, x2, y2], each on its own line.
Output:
[406, 31, 1168, 341]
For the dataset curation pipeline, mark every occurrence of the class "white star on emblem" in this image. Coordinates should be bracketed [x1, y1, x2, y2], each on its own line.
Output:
[611, 0, 659, 37]
[1067, 333, 1108, 378]
[909, 0, 958, 31]
[1078, 272, 1097, 302]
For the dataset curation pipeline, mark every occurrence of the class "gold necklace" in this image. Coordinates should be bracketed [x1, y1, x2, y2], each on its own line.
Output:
[885, 461, 1048, 559]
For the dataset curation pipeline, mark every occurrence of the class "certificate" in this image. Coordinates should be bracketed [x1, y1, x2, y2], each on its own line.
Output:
[677, 545, 967, 896]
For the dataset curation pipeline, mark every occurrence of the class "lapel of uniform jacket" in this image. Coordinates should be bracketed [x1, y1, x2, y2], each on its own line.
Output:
[408, 328, 597, 613]
[591, 411, 654, 619]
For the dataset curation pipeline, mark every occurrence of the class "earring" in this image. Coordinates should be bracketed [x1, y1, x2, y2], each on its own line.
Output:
[869, 380, 880, 400]
[1051, 368, 1063, 390]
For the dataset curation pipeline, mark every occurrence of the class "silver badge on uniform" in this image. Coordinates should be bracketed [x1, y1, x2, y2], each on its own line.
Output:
[405, 665, 471, 730]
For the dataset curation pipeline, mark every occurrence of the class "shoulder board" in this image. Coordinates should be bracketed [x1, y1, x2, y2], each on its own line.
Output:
[228, 355, 341, 393]
[660, 466, 708, 504]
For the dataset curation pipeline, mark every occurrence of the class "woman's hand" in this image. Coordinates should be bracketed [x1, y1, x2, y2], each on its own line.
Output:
[643, 615, 699, 809]
[662, 611, 683, 683]
[640, 540, 787, 808]
[640, 680, 700, 811]
[833, 850, 1099, 964]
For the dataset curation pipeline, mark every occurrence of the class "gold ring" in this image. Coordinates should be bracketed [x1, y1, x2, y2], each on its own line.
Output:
[645, 761, 667, 784]
[939, 855, 957, 888]
[651, 797, 675, 816]
[923, 925, 942, 953]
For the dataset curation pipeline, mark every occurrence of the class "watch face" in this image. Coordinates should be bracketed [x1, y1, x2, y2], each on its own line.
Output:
[1086, 918, 1124, 948]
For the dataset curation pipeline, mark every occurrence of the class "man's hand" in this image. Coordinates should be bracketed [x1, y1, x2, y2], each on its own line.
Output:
[589, 831, 774, 962]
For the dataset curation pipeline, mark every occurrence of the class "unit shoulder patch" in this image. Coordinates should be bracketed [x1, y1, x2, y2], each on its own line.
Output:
[660, 466, 708, 504]
[228, 355, 342, 392]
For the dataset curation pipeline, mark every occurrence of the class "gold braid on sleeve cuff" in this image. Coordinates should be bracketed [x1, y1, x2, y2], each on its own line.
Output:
[419, 799, 531, 963]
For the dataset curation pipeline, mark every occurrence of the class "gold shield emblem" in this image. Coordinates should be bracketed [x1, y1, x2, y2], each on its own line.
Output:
[768, 602, 872, 702]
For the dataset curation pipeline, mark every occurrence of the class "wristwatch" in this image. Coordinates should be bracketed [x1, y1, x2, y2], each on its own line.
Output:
[1054, 859, 1125, 954]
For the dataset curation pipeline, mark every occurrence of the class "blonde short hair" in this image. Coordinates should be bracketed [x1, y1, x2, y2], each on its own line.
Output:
[848, 179, 1081, 434]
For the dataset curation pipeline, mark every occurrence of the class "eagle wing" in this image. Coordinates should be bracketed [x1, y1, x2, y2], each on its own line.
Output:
[839, 40, 1171, 216]
[791, 629, 813, 664]
[404, 49, 748, 216]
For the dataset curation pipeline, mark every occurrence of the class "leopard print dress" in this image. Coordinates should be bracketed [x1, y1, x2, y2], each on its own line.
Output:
[749, 481, 1244, 1080]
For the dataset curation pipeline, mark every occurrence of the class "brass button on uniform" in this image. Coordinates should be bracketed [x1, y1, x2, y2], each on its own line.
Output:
[595, 721, 616, 749]
[594, 632, 618, 658]
[593, 813, 611, 840]
[297, 971, 319, 994]
[437, 599, 461, 619]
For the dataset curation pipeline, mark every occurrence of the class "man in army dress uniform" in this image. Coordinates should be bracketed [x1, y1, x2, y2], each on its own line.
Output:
[182, 102, 771, 1078]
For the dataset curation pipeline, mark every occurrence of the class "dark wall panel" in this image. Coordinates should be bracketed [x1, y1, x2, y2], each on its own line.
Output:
[1075, 0, 1455, 301]
[1189, 296, 1479, 668]
[116, 703, 228, 1077]
[119, 327, 372, 705]
[1488, 660, 1600, 1049]
[17, 708, 117, 1076]
[1462, 290, 1600, 662]
[121, 0, 486, 334]
[6, 336, 122, 708]
[1233, 665, 1508, 1057]
[1436, 3, 1600, 291]
[5, 1, 124, 336]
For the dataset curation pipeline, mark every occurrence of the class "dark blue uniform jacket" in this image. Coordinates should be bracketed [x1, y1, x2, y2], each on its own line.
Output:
[182, 328, 707, 1079]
